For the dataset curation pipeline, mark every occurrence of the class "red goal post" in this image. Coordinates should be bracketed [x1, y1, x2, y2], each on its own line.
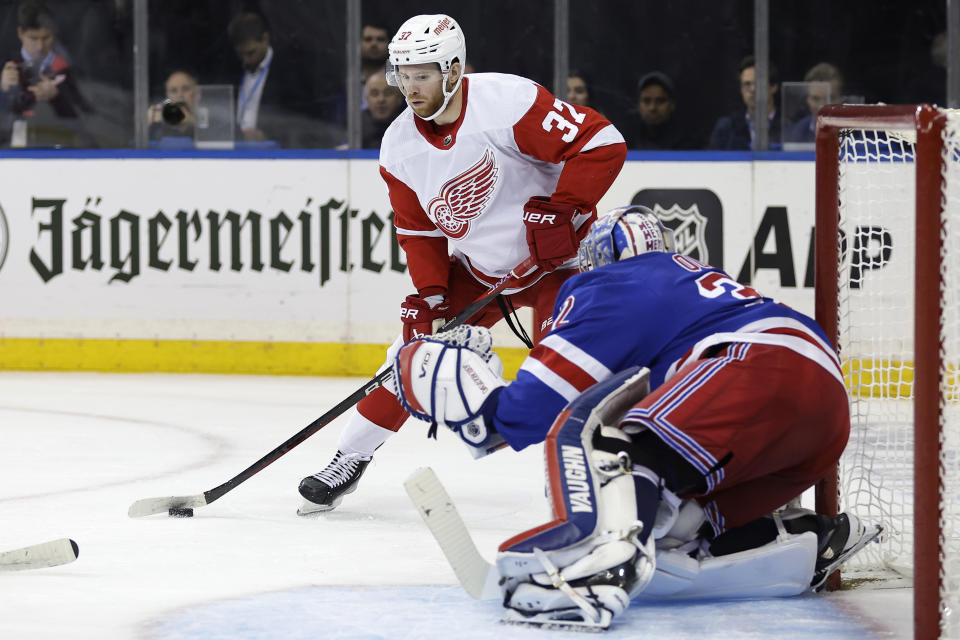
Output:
[815, 104, 958, 639]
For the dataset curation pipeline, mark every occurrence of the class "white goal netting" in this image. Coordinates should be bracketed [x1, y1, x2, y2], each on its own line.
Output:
[833, 109, 960, 631]
[836, 127, 916, 578]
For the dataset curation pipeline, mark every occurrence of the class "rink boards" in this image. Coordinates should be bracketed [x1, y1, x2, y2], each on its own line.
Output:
[0, 150, 882, 376]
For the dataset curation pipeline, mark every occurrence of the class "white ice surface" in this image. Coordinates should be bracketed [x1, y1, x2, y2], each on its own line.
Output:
[0, 372, 912, 639]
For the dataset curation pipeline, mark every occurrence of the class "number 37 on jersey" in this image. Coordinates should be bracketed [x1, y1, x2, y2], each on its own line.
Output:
[541, 99, 586, 142]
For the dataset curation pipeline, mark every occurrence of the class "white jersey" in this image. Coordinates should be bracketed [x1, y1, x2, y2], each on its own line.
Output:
[379, 72, 625, 292]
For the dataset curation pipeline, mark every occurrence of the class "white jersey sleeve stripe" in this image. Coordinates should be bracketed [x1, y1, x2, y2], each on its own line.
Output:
[663, 317, 843, 384]
[538, 334, 613, 380]
[518, 358, 582, 403]
[733, 317, 840, 366]
[579, 123, 626, 153]
[395, 226, 445, 237]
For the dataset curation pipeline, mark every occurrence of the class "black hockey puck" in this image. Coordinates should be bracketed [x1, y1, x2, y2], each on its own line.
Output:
[168, 507, 194, 517]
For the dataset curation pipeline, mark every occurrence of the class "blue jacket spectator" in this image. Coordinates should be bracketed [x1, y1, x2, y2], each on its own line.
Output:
[708, 55, 780, 150]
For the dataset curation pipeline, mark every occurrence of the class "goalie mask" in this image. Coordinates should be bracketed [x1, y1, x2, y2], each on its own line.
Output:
[386, 14, 466, 121]
[577, 205, 676, 272]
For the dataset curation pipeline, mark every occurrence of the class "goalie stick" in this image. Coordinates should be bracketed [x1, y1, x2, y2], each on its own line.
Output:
[404, 468, 617, 631]
[128, 258, 539, 518]
[404, 467, 500, 600]
[0, 538, 79, 572]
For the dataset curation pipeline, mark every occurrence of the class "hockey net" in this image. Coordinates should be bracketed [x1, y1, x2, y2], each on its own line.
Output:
[815, 104, 960, 639]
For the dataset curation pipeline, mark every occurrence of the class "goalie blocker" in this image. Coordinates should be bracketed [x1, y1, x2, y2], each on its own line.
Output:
[394, 328, 882, 630]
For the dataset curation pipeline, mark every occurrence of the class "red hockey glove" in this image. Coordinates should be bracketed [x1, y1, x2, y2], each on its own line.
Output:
[400, 294, 450, 342]
[523, 196, 581, 270]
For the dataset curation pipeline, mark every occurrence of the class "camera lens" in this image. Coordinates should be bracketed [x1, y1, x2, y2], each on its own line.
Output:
[161, 99, 186, 125]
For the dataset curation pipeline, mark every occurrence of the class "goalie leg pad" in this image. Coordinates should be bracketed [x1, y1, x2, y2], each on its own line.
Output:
[641, 531, 818, 600]
[496, 368, 652, 573]
[496, 368, 658, 628]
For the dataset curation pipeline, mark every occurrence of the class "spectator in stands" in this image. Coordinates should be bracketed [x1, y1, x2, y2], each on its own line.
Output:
[566, 70, 592, 107]
[708, 55, 781, 150]
[227, 11, 316, 147]
[357, 22, 392, 114]
[361, 23, 390, 81]
[362, 72, 404, 149]
[147, 69, 197, 142]
[622, 71, 697, 150]
[566, 69, 613, 119]
[788, 62, 844, 144]
[0, 0, 93, 146]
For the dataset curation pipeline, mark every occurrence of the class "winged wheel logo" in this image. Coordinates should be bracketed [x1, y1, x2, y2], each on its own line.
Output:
[427, 149, 499, 239]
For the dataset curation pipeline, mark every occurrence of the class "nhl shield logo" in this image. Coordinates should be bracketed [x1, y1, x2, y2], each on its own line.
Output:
[631, 188, 723, 269]
[0, 202, 8, 273]
[654, 203, 709, 263]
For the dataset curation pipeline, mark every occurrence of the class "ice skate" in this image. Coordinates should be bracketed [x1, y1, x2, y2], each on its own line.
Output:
[811, 512, 882, 591]
[298, 450, 371, 515]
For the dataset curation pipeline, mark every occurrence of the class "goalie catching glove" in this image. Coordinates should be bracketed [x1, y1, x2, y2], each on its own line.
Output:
[392, 326, 509, 458]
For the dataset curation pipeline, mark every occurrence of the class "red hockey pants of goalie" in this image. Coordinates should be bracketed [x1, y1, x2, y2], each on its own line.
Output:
[621, 341, 850, 536]
[360, 258, 573, 432]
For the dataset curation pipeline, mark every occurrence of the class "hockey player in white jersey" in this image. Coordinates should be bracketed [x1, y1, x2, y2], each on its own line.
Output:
[298, 14, 627, 514]
[391, 207, 882, 630]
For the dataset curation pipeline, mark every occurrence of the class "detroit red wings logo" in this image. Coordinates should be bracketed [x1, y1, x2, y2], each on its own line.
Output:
[427, 149, 499, 238]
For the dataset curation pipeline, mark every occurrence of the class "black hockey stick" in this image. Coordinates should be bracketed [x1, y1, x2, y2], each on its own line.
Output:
[128, 257, 539, 517]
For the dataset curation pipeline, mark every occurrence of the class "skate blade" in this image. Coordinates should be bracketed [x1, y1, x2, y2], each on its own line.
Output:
[501, 607, 612, 632]
[297, 496, 343, 517]
[812, 523, 884, 591]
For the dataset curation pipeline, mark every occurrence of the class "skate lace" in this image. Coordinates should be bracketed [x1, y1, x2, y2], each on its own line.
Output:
[311, 452, 368, 487]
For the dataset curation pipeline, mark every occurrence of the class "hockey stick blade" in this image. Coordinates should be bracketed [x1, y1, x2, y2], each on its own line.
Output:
[127, 493, 207, 518]
[404, 467, 501, 600]
[128, 258, 539, 518]
[0, 538, 79, 572]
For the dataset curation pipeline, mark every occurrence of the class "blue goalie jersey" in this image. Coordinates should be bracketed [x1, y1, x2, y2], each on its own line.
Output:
[492, 252, 838, 450]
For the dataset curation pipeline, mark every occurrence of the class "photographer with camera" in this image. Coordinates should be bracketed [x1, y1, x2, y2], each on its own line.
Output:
[1, 1, 92, 147]
[147, 70, 197, 142]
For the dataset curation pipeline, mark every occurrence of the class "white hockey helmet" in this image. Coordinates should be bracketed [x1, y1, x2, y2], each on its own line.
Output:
[385, 14, 466, 121]
[577, 205, 676, 272]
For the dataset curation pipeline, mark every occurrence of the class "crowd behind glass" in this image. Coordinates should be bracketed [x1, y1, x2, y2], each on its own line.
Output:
[0, 0, 949, 151]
